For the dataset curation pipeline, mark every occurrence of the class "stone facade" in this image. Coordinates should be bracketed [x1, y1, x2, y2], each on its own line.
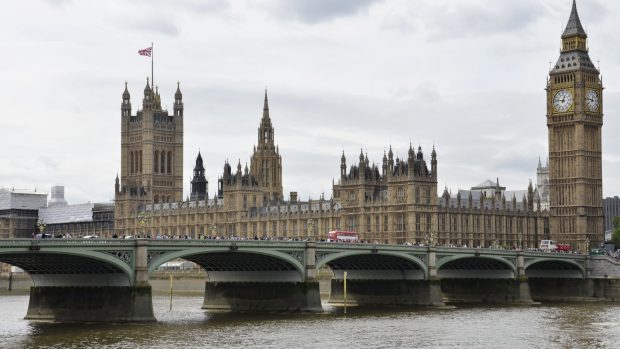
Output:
[114, 80, 184, 234]
[547, 1, 604, 251]
[536, 158, 550, 211]
[113, 1, 602, 251]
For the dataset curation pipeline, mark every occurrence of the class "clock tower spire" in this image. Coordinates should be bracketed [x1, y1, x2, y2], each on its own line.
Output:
[547, 0, 604, 251]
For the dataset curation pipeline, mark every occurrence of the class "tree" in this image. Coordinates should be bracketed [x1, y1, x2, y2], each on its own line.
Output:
[613, 217, 620, 247]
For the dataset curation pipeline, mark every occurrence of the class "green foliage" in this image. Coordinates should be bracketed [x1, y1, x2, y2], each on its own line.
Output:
[613, 217, 620, 246]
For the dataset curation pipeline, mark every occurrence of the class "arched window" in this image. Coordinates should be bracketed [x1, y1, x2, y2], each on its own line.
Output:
[134, 151, 138, 174]
[154, 195, 159, 204]
[154, 151, 159, 173]
[139, 150, 143, 173]
[167, 195, 171, 203]
[167, 151, 172, 174]
[130, 152, 135, 174]
[160, 152, 165, 174]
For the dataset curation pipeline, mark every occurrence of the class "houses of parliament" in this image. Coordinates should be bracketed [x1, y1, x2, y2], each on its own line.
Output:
[114, 1, 604, 251]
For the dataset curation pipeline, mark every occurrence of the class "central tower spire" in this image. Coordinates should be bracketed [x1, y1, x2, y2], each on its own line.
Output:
[250, 89, 283, 202]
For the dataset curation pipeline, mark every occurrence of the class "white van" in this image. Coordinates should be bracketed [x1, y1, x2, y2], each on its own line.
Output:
[539, 240, 557, 251]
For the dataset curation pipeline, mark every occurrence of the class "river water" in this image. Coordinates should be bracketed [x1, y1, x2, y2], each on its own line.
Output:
[0, 295, 618, 349]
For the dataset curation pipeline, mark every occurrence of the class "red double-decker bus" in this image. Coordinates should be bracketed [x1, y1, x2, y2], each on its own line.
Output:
[326, 231, 359, 243]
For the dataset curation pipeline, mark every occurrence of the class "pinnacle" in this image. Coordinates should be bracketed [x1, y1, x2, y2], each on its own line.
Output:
[562, 0, 586, 39]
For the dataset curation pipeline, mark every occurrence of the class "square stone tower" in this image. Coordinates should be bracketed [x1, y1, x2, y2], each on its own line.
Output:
[547, 1, 604, 251]
[114, 79, 184, 234]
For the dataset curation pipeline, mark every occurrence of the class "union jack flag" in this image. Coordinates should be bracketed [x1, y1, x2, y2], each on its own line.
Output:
[138, 47, 152, 57]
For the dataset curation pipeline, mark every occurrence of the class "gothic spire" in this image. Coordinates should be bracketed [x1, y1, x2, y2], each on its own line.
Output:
[562, 0, 586, 39]
[195, 151, 205, 171]
[262, 88, 270, 122]
[144, 77, 151, 94]
[175, 81, 182, 99]
[122, 81, 130, 100]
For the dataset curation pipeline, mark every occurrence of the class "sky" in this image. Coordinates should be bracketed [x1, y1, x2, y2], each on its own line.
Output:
[1, 0, 619, 204]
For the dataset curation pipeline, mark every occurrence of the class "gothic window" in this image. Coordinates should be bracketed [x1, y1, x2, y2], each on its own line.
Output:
[415, 187, 420, 203]
[154, 195, 159, 204]
[384, 215, 388, 231]
[160, 152, 166, 174]
[167, 151, 172, 174]
[154, 151, 159, 173]
[397, 187, 404, 201]
[425, 188, 431, 204]
[243, 194, 247, 209]
[396, 214, 405, 231]
[415, 213, 420, 232]
[139, 151, 143, 173]
[130, 152, 135, 173]
[427, 215, 432, 232]
[347, 216, 353, 231]
[167, 195, 171, 203]
[366, 216, 371, 232]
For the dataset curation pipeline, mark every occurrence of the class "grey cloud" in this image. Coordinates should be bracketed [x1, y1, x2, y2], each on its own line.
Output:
[127, 19, 180, 36]
[133, 0, 230, 14]
[423, 0, 546, 40]
[268, 0, 383, 24]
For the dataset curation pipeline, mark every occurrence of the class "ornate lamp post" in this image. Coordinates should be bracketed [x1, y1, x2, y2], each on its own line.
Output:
[306, 219, 314, 241]
[37, 221, 46, 238]
[137, 212, 146, 238]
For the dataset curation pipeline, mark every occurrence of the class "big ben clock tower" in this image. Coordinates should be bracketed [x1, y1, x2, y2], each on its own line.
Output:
[547, 0, 604, 251]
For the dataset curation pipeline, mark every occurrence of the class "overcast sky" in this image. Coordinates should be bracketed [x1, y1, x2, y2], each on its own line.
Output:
[1, 0, 619, 204]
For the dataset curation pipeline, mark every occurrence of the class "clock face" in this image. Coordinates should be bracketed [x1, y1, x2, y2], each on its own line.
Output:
[553, 89, 573, 113]
[586, 89, 599, 112]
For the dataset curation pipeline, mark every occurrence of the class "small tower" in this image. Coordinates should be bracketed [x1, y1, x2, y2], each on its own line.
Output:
[431, 146, 437, 179]
[190, 151, 208, 201]
[121, 82, 131, 117]
[340, 151, 347, 180]
[174, 81, 183, 117]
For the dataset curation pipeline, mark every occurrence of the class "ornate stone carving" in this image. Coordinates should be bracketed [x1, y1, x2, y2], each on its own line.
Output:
[105, 250, 132, 266]
[282, 251, 304, 265]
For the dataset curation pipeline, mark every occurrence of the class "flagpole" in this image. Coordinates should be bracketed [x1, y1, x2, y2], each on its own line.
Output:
[151, 42, 154, 88]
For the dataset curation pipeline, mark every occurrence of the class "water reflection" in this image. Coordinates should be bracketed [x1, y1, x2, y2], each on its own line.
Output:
[0, 295, 618, 349]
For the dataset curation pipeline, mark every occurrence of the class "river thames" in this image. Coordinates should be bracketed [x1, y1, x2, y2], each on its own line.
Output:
[0, 295, 618, 349]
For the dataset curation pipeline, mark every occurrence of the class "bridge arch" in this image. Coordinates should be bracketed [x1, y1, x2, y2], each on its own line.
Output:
[316, 250, 427, 280]
[0, 250, 134, 286]
[148, 248, 306, 282]
[437, 255, 516, 279]
[524, 258, 585, 278]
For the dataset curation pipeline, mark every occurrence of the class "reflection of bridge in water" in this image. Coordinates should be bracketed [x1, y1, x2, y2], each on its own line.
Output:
[1, 239, 619, 322]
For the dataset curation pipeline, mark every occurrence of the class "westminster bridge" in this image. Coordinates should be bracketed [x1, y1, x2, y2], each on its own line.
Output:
[0, 239, 619, 322]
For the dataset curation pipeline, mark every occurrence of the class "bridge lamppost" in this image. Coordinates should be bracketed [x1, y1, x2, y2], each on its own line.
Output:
[585, 238, 590, 254]
[36, 221, 46, 238]
[306, 219, 314, 241]
[137, 212, 146, 238]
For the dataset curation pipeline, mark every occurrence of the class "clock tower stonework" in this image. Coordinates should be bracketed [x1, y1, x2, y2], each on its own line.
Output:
[547, 0, 604, 251]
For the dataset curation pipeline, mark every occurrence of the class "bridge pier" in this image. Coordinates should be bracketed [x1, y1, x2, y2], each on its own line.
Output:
[202, 242, 322, 312]
[25, 285, 155, 322]
[328, 279, 444, 306]
[202, 281, 322, 312]
[439, 278, 533, 304]
[22, 239, 156, 322]
[439, 253, 534, 304]
[528, 278, 595, 301]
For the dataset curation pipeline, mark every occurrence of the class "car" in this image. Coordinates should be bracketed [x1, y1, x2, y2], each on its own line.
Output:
[82, 235, 99, 239]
